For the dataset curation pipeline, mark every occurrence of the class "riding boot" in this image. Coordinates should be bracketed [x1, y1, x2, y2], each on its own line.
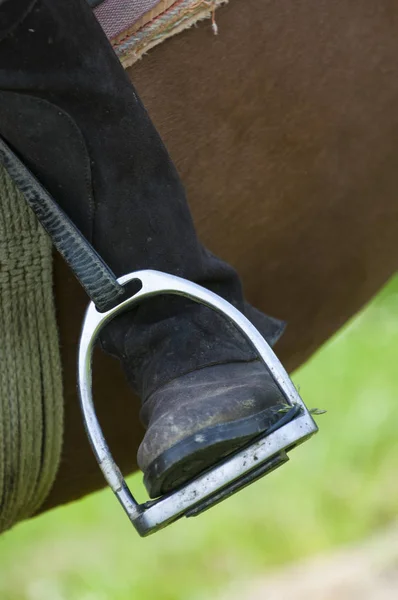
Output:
[0, 0, 297, 497]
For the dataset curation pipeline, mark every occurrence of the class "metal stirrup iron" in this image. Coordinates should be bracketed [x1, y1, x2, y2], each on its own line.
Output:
[0, 137, 318, 537]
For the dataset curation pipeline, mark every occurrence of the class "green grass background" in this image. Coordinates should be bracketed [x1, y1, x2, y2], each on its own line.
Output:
[1, 276, 398, 600]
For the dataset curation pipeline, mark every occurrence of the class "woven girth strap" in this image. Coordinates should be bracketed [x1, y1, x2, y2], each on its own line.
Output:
[0, 164, 63, 532]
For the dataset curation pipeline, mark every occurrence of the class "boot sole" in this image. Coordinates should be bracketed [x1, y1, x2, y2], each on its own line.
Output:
[143, 404, 301, 498]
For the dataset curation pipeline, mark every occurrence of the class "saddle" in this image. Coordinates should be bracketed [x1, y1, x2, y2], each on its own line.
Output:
[89, 0, 227, 66]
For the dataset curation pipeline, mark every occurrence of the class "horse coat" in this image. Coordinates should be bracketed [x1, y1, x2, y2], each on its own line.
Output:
[2, 0, 398, 528]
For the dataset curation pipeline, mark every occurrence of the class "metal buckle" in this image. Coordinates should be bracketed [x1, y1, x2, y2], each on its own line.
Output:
[78, 270, 318, 536]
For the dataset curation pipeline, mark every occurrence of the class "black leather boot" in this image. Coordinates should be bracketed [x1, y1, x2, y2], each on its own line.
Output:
[0, 0, 297, 497]
[138, 361, 300, 497]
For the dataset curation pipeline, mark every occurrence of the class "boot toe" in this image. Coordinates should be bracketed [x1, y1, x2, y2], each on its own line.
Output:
[137, 361, 300, 498]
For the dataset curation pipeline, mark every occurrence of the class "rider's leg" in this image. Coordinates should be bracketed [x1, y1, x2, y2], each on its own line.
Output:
[0, 0, 295, 497]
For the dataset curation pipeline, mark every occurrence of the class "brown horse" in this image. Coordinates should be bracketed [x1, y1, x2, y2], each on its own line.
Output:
[40, 0, 398, 513]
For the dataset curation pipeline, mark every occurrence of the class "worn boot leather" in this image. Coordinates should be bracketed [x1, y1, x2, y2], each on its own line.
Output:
[139, 362, 299, 497]
[0, 0, 297, 496]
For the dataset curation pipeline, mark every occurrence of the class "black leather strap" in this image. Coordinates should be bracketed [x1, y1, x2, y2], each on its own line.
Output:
[86, 0, 104, 7]
[0, 136, 126, 312]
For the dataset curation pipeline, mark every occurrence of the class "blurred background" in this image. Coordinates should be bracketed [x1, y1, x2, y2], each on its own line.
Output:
[1, 276, 397, 600]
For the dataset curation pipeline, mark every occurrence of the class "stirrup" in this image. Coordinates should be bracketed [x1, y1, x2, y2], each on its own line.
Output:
[78, 270, 318, 536]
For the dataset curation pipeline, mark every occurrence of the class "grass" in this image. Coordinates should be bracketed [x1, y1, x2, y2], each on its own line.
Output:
[1, 276, 398, 600]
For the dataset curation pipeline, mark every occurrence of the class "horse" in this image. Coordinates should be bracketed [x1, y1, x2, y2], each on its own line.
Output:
[22, 0, 398, 514]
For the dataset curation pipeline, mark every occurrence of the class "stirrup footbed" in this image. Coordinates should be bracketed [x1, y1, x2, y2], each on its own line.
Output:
[143, 404, 301, 498]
